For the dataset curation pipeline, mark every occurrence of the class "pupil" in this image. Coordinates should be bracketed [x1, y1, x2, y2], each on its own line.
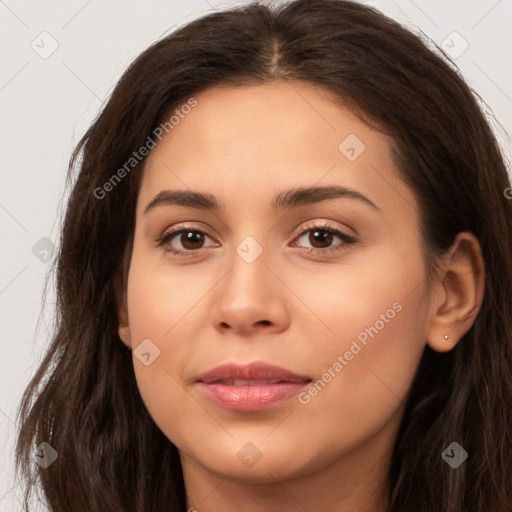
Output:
[182, 231, 203, 249]
[310, 230, 332, 248]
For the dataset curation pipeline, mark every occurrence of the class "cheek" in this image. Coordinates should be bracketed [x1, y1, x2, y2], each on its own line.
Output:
[295, 308, 426, 465]
[291, 252, 429, 441]
[125, 243, 214, 341]
[123, 248, 217, 436]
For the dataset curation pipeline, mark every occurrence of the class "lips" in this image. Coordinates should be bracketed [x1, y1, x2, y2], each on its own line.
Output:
[196, 361, 312, 385]
[196, 361, 312, 411]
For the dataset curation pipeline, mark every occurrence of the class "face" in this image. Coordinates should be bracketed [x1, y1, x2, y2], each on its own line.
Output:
[118, 81, 433, 487]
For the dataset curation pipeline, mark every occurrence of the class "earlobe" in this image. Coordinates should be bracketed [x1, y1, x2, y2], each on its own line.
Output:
[426, 232, 485, 353]
[114, 266, 132, 349]
[118, 324, 132, 349]
[117, 294, 132, 349]
[426, 331, 458, 354]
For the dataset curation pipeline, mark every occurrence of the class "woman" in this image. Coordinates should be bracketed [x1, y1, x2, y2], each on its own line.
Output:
[15, 0, 512, 510]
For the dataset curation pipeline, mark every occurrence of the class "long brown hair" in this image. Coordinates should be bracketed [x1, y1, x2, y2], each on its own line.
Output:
[16, 1, 512, 510]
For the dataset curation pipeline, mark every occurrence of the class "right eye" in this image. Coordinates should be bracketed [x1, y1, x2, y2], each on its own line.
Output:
[156, 226, 219, 257]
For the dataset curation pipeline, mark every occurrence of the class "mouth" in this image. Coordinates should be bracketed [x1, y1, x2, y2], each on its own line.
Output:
[196, 362, 312, 411]
[205, 378, 309, 385]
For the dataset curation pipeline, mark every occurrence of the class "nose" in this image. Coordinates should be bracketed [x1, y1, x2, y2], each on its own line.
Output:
[209, 249, 290, 336]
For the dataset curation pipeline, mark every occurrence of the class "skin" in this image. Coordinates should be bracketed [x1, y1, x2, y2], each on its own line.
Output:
[117, 81, 484, 512]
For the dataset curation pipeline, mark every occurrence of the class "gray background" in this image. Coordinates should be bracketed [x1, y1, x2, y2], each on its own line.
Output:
[1, 0, 511, 509]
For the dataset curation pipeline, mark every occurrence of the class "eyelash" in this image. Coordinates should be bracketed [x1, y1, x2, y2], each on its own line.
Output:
[155, 222, 357, 258]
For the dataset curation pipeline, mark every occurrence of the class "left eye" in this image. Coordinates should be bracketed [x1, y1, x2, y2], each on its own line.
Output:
[292, 226, 356, 252]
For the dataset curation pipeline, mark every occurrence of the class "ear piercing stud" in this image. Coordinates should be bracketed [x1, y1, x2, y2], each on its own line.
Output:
[444, 335, 452, 342]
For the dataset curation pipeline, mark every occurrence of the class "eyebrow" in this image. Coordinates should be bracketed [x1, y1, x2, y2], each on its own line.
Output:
[143, 185, 380, 215]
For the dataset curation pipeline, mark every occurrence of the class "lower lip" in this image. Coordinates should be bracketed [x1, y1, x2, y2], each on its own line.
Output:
[197, 382, 309, 411]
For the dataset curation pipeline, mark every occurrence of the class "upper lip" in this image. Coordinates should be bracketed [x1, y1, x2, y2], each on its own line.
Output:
[196, 361, 312, 384]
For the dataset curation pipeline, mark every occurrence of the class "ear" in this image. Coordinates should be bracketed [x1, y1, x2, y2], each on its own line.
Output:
[426, 232, 485, 353]
[114, 245, 132, 349]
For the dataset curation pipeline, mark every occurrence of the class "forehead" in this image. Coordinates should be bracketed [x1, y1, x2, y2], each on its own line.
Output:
[137, 81, 415, 220]
[152, 81, 390, 162]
